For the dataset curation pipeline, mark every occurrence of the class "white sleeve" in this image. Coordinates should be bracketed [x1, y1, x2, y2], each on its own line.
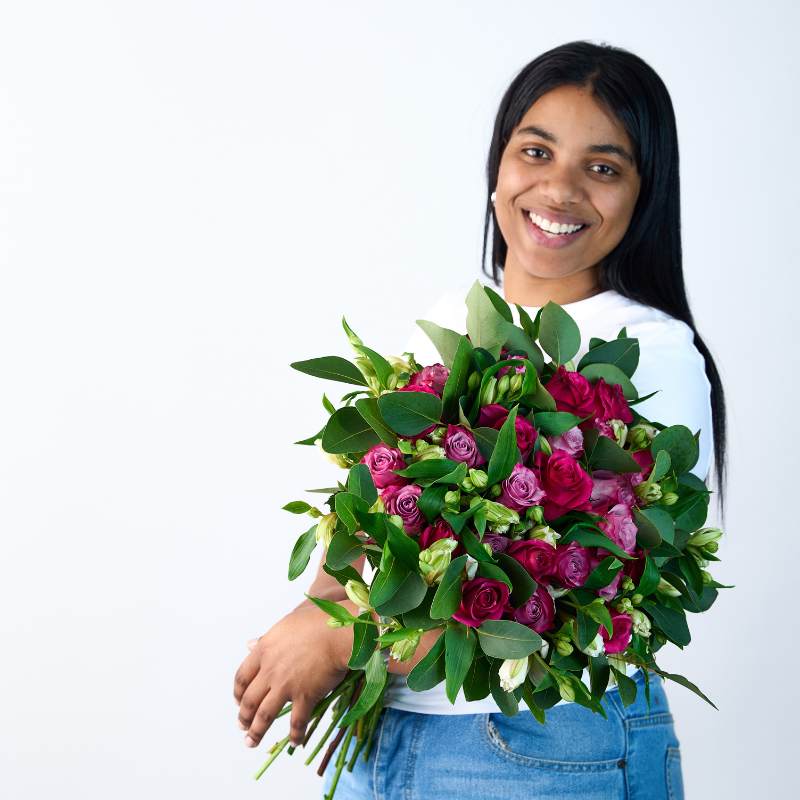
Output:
[400, 285, 469, 366]
[628, 321, 714, 483]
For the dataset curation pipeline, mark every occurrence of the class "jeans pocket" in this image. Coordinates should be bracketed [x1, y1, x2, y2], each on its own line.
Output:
[666, 746, 684, 800]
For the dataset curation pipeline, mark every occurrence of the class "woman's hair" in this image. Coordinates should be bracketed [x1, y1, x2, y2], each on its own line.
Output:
[481, 40, 727, 521]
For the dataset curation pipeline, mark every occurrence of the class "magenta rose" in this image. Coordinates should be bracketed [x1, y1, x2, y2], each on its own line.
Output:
[444, 424, 486, 468]
[553, 541, 592, 588]
[481, 532, 510, 556]
[477, 403, 538, 460]
[598, 502, 638, 554]
[540, 449, 594, 520]
[600, 610, 633, 654]
[498, 462, 546, 511]
[361, 444, 408, 489]
[506, 538, 557, 580]
[593, 378, 634, 424]
[512, 584, 556, 633]
[417, 518, 466, 557]
[408, 363, 450, 396]
[395, 385, 439, 440]
[452, 577, 510, 628]
[545, 365, 596, 417]
[381, 482, 425, 535]
[631, 449, 654, 482]
[548, 425, 584, 458]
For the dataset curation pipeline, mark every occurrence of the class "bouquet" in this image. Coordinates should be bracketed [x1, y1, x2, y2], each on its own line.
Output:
[253, 280, 729, 797]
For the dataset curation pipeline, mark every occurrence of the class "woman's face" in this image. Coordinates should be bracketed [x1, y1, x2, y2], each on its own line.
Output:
[494, 84, 641, 285]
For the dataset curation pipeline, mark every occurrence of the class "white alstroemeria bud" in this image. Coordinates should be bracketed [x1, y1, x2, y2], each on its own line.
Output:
[621, 576, 635, 593]
[387, 354, 411, 374]
[414, 443, 446, 462]
[482, 499, 520, 527]
[628, 422, 659, 450]
[368, 495, 386, 514]
[344, 580, 372, 613]
[429, 425, 448, 445]
[499, 657, 530, 692]
[418, 537, 458, 585]
[538, 436, 553, 456]
[316, 439, 351, 469]
[660, 491, 679, 506]
[554, 672, 576, 702]
[315, 512, 337, 548]
[689, 526, 723, 548]
[615, 597, 634, 614]
[528, 524, 560, 547]
[465, 554, 479, 580]
[326, 617, 345, 628]
[656, 577, 682, 597]
[480, 376, 497, 407]
[555, 638, 574, 657]
[509, 373, 523, 395]
[390, 630, 422, 662]
[631, 608, 651, 637]
[634, 480, 662, 503]
[609, 419, 628, 448]
[580, 632, 605, 657]
[468, 469, 488, 490]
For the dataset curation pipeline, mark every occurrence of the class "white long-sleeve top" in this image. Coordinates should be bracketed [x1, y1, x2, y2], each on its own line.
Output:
[372, 280, 714, 714]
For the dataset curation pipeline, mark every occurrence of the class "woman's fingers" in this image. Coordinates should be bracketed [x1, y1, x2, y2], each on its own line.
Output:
[289, 694, 314, 746]
[233, 642, 262, 705]
[238, 669, 271, 732]
[243, 687, 286, 748]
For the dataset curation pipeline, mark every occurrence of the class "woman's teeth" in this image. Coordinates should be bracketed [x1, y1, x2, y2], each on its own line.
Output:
[527, 210, 587, 236]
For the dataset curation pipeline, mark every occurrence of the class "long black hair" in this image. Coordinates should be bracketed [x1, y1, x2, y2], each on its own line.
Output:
[481, 40, 727, 522]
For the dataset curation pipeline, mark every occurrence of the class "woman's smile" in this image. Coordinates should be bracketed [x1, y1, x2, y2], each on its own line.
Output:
[521, 206, 593, 249]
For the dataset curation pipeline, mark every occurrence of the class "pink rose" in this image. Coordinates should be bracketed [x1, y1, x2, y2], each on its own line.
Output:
[598, 502, 638, 554]
[600, 610, 633, 654]
[477, 404, 538, 460]
[361, 444, 408, 489]
[593, 378, 633, 424]
[481, 532, 510, 556]
[395, 385, 439, 440]
[452, 577, 510, 628]
[548, 425, 584, 458]
[498, 462, 546, 511]
[553, 541, 592, 588]
[506, 538, 557, 581]
[590, 469, 636, 515]
[539, 449, 594, 520]
[512, 584, 556, 633]
[381, 482, 425, 535]
[408, 363, 450, 396]
[443, 424, 486, 468]
[545, 365, 596, 417]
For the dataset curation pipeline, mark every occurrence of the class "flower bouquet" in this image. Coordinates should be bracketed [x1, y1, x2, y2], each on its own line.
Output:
[254, 279, 729, 797]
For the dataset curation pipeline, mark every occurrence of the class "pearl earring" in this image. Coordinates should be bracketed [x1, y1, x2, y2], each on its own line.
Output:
[490, 191, 496, 204]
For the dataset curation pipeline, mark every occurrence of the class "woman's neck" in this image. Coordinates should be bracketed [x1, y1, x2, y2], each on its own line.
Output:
[502, 262, 603, 308]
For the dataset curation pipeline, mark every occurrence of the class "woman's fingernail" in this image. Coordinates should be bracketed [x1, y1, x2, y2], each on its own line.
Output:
[245, 735, 256, 747]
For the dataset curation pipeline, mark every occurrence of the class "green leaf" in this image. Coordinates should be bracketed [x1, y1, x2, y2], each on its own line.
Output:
[466, 280, 511, 358]
[487, 404, 521, 485]
[576, 608, 601, 649]
[346, 463, 378, 507]
[400, 587, 440, 630]
[476, 619, 543, 659]
[385, 517, 421, 571]
[460, 526, 497, 564]
[636, 554, 661, 597]
[520, 677, 547, 723]
[445, 624, 477, 703]
[354, 396, 399, 447]
[354, 343, 395, 389]
[609, 665, 637, 707]
[370, 550, 429, 616]
[304, 594, 358, 625]
[651, 664, 718, 710]
[538, 301, 581, 364]
[583, 600, 614, 638]
[377, 390, 443, 436]
[640, 600, 691, 646]
[407, 630, 446, 691]
[633, 507, 675, 549]
[588, 653, 610, 699]
[650, 449, 672, 482]
[559, 525, 635, 561]
[416, 484, 449, 524]
[503, 325, 545, 374]
[583, 555, 624, 590]
[340, 649, 388, 725]
[349, 611, 379, 670]
[579, 363, 638, 402]
[289, 355, 368, 386]
[651, 425, 699, 476]
[288, 523, 318, 580]
[482, 284, 514, 322]
[326, 528, 364, 570]
[321, 406, 383, 454]
[576, 337, 640, 378]
[282, 500, 313, 514]
[489, 659, 520, 715]
[496, 552, 537, 605]
[415, 321, 463, 369]
[441, 336, 474, 422]
[429, 554, 468, 619]
[335, 491, 370, 532]
[463, 652, 492, 701]
[532, 411, 587, 436]
[583, 428, 642, 472]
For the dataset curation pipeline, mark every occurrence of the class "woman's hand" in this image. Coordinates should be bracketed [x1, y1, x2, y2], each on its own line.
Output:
[233, 600, 358, 748]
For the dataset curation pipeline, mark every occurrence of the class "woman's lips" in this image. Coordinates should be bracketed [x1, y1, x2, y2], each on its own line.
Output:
[522, 209, 591, 250]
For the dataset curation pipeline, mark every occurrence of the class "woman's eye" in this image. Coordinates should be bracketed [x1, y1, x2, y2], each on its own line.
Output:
[591, 164, 618, 177]
[523, 148, 618, 178]
[523, 147, 548, 159]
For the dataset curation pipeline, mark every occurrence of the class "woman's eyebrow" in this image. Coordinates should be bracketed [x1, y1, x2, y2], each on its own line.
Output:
[514, 124, 635, 165]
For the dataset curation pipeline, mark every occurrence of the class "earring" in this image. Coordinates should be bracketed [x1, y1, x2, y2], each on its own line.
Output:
[490, 191, 496, 204]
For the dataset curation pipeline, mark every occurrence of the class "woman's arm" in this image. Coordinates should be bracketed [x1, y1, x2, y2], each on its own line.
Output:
[293, 547, 366, 610]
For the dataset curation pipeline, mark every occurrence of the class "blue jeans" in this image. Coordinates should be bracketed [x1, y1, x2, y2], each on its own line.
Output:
[320, 667, 684, 799]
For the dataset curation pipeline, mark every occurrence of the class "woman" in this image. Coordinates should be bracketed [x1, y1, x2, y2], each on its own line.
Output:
[233, 40, 727, 800]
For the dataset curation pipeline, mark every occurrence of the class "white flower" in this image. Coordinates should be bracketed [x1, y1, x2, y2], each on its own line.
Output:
[580, 632, 605, 657]
[499, 657, 530, 692]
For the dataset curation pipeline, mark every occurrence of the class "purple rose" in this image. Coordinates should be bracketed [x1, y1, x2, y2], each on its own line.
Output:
[452, 577, 510, 628]
[382, 482, 425, 535]
[512, 584, 556, 633]
[481, 532, 510, 556]
[498, 462, 546, 511]
[444, 424, 486, 468]
[361, 444, 408, 489]
[553, 541, 591, 588]
[548, 425, 584, 458]
[598, 502, 638, 554]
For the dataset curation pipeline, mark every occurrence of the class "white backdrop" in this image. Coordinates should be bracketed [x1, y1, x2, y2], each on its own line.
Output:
[1, 2, 796, 798]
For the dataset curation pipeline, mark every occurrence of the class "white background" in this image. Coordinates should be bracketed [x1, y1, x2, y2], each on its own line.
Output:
[1, 2, 796, 797]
